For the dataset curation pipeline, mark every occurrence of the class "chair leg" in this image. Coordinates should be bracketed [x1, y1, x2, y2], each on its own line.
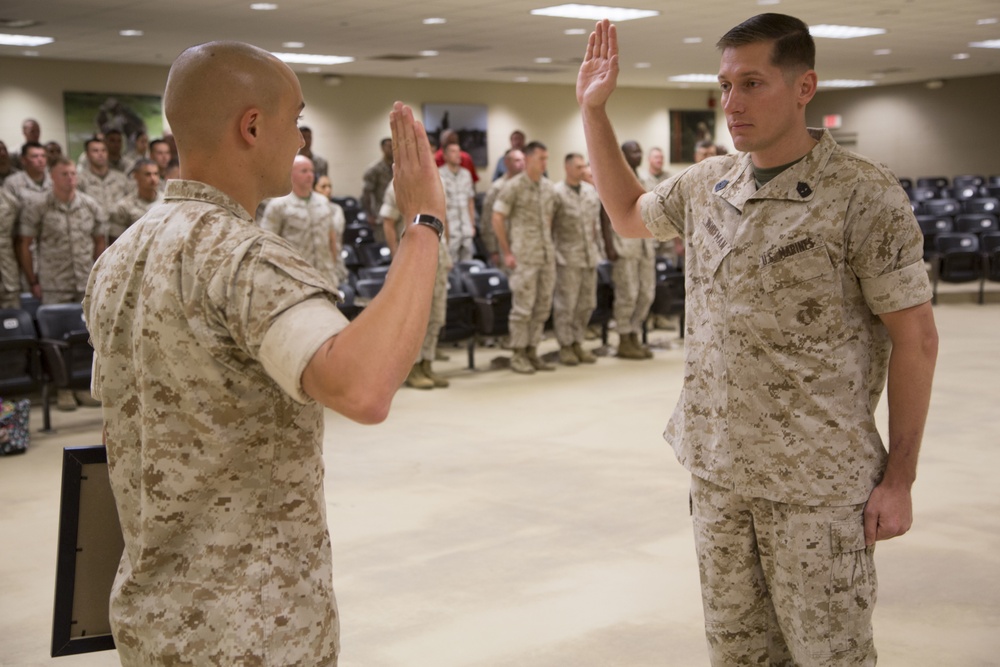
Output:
[40, 384, 53, 433]
[466, 338, 475, 370]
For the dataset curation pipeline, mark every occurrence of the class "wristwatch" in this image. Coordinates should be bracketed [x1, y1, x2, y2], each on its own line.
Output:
[408, 213, 444, 240]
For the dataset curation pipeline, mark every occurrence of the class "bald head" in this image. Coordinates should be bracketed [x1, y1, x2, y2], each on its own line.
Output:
[165, 41, 300, 157]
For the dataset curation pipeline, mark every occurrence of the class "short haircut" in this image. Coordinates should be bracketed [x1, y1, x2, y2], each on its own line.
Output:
[380, 137, 391, 149]
[149, 139, 169, 151]
[565, 152, 583, 164]
[440, 130, 459, 147]
[299, 126, 312, 134]
[511, 130, 525, 138]
[129, 158, 156, 175]
[21, 141, 44, 157]
[716, 13, 815, 73]
[104, 128, 123, 137]
[523, 141, 547, 156]
[85, 137, 106, 151]
[49, 156, 75, 171]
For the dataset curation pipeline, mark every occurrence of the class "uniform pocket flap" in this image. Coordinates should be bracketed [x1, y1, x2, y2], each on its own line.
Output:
[830, 519, 866, 554]
[760, 244, 832, 293]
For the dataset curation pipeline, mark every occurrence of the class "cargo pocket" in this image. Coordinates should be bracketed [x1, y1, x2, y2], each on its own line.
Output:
[827, 519, 876, 654]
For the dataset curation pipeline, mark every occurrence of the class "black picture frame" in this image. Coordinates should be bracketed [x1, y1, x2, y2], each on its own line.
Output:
[669, 109, 716, 163]
[51, 445, 123, 657]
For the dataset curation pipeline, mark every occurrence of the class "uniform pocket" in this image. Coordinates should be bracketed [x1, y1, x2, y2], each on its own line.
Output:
[759, 243, 845, 345]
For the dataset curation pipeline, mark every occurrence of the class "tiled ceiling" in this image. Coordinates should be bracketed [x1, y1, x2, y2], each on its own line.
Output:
[1, 0, 998, 88]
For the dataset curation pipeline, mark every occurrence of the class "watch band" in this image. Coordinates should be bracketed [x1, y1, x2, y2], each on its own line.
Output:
[409, 213, 444, 240]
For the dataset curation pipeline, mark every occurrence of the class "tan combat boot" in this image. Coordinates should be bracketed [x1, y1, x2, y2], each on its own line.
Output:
[573, 342, 597, 364]
[404, 362, 434, 389]
[421, 359, 450, 388]
[558, 345, 580, 366]
[616, 333, 646, 360]
[633, 332, 654, 359]
[526, 346, 555, 371]
[510, 348, 536, 374]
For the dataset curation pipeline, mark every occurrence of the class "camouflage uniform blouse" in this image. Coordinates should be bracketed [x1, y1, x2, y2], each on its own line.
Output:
[261, 191, 345, 284]
[639, 130, 932, 506]
[552, 180, 601, 268]
[84, 180, 349, 666]
[492, 172, 557, 266]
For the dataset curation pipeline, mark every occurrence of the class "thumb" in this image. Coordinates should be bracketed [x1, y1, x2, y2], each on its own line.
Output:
[863, 506, 878, 546]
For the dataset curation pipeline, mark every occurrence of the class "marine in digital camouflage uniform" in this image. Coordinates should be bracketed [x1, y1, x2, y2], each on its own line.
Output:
[381, 178, 451, 389]
[17, 159, 106, 304]
[492, 141, 559, 374]
[0, 188, 20, 307]
[107, 159, 163, 242]
[261, 155, 347, 286]
[439, 142, 478, 264]
[83, 41, 445, 666]
[579, 15, 938, 666]
[76, 137, 131, 214]
[551, 153, 601, 365]
[479, 148, 525, 270]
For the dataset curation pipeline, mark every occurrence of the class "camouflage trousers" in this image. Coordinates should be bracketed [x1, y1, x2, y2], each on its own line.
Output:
[553, 265, 597, 347]
[508, 261, 555, 349]
[448, 232, 476, 266]
[611, 253, 654, 335]
[690, 475, 877, 667]
[418, 250, 449, 362]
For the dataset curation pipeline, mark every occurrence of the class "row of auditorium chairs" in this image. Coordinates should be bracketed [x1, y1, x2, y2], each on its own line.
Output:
[0, 302, 94, 432]
[931, 231, 1000, 305]
[334, 257, 686, 369]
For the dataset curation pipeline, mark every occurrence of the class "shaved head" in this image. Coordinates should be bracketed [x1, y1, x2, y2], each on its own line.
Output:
[165, 41, 299, 156]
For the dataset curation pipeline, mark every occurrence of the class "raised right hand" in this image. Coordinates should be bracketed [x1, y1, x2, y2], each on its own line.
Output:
[389, 102, 446, 224]
[576, 19, 620, 110]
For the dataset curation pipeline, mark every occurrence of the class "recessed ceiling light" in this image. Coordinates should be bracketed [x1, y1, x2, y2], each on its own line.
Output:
[970, 39, 1000, 49]
[420, 50, 439, 57]
[306, 67, 321, 73]
[119, 29, 144, 37]
[634, 62, 651, 68]
[564, 28, 587, 35]
[23, 50, 40, 57]
[272, 52, 355, 65]
[871, 72, 885, 79]
[668, 73, 717, 83]
[423, 17, 447, 25]
[282, 41, 305, 48]
[873, 48, 891, 56]
[809, 24, 886, 39]
[757, 0, 781, 4]
[515, 76, 530, 82]
[0, 33, 54, 47]
[532, 4, 659, 22]
[415, 72, 431, 78]
[683, 37, 702, 44]
[250, 3, 278, 10]
[818, 79, 876, 88]
[534, 57, 553, 63]
[953, 53, 971, 60]
[977, 18, 998, 25]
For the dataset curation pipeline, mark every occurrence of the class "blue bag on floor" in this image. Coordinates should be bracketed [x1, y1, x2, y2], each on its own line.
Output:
[0, 398, 31, 455]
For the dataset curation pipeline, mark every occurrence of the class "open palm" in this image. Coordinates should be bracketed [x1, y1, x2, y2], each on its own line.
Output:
[576, 19, 620, 109]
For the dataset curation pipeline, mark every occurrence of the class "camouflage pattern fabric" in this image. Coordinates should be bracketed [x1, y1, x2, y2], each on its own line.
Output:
[691, 474, 876, 666]
[20, 191, 106, 304]
[439, 165, 476, 264]
[380, 180, 450, 362]
[108, 191, 162, 239]
[611, 254, 655, 336]
[77, 167, 130, 213]
[551, 180, 601, 346]
[84, 179, 349, 666]
[0, 189, 20, 307]
[640, 129, 932, 506]
[2, 169, 51, 203]
[261, 192, 346, 286]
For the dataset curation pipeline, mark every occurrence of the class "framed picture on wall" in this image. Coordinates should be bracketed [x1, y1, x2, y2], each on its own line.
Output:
[422, 103, 488, 167]
[669, 109, 716, 163]
[63, 92, 164, 161]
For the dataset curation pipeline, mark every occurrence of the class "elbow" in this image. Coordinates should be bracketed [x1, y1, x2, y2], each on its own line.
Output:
[328, 388, 393, 425]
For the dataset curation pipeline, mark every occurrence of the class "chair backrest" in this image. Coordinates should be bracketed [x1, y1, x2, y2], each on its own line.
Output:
[952, 175, 985, 190]
[897, 177, 913, 190]
[941, 185, 980, 201]
[342, 223, 374, 247]
[358, 265, 390, 281]
[981, 232, 1000, 254]
[447, 270, 469, 295]
[962, 197, 999, 215]
[908, 186, 939, 203]
[916, 176, 949, 189]
[340, 244, 361, 270]
[935, 232, 980, 255]
[921, 198, 960, 217]
[454, 259, 487, 275]
[36, 303, 93, 387]
[354, 278, 384, 300]
[954, 214, 999, 235]
[462, 269, 510, 298]
[0, 308, 43, 395]
[915, 215, 953, 235]
[357, 243, 392, 267]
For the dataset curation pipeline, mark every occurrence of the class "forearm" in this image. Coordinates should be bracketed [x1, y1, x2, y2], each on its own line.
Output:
[580, 106, 649, 238]
[881, 302, 938, 489]
[491, 212, 511, 255]
[16, 238, 36, 285]
[306, 225, 439, 423]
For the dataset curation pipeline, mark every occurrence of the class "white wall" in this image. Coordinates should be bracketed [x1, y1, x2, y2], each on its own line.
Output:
[0, 56, 722, 196]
